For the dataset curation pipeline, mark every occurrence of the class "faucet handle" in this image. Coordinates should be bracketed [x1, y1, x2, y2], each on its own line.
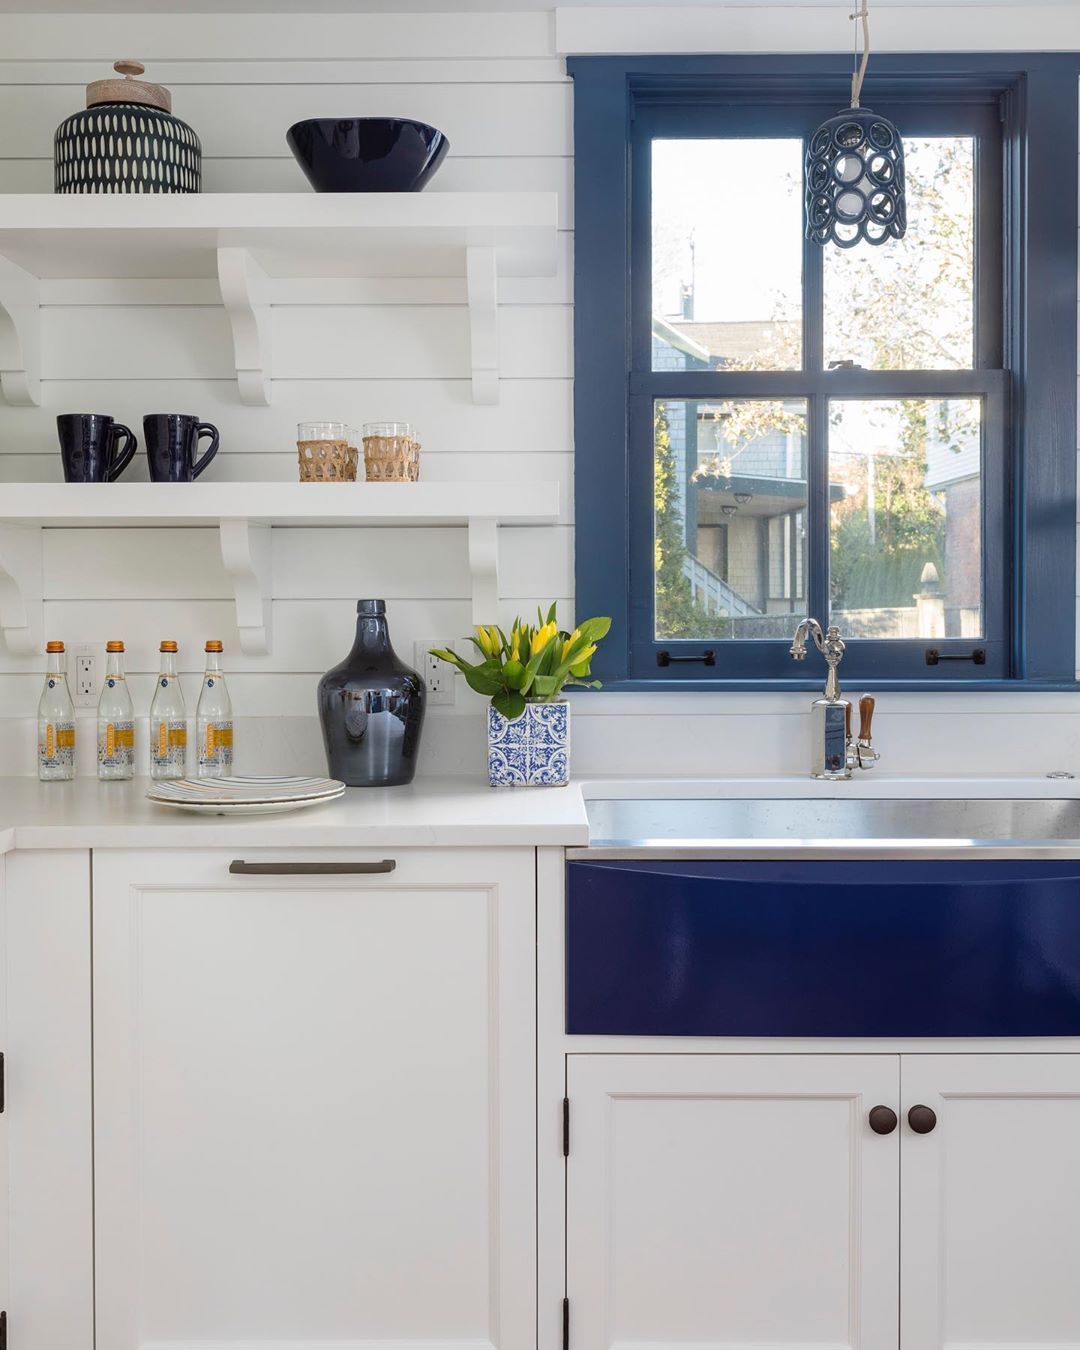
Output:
[845, 701, 852, 742]
[859, 694, 875, 742]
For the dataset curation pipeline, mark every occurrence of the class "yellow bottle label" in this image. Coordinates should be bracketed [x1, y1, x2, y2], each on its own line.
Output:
[101, 721, 134, 766]
[40, 720, 75, 770]
[199, 721, 233, 769]
[158, 722, 167, 758]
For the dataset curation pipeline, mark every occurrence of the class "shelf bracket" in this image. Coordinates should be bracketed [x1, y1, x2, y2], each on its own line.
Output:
[0, 524, 43, 657]
[219, 519, 272, 655]
[468, 516, 499, 623]
[0, 255, 41, 407]
[466, 245, 499, 405]
[217, 246, 271, 406]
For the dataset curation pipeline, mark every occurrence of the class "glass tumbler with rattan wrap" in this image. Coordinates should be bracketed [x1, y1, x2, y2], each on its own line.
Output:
[297, 421, 358, 482]
[362, 422, 421, 482]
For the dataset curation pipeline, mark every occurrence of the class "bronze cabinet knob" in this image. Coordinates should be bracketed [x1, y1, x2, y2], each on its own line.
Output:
[868, 1105, 898, 1135]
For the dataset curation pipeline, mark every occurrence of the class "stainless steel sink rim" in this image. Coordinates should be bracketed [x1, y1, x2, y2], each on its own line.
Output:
[577, 796, 1080, 858]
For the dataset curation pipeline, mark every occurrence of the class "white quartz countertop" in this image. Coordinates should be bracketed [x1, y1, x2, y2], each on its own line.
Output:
[0, 772, 1077, 853]
[0, 775, 590, 852]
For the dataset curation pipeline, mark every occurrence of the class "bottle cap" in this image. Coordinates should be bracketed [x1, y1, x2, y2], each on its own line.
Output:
[160, 640, 178, 652]
[205, 640, 223, 652]
[357, 599, 386, 616]
[46, 640, 65, 653]
[106, 640, 125, 653]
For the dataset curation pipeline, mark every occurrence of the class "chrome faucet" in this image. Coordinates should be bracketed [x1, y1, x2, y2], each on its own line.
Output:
[790, 618, 880, 779]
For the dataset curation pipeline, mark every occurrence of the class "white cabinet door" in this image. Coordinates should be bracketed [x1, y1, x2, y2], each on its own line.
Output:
[901, 1054, 1080, 1350]
[0, 850, 94, 1350]
[92, 847, 536, 1350]
[566, 1054, 900, 1350]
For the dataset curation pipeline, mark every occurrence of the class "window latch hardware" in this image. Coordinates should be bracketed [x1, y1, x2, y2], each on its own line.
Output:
[657, 649, 716, 668]
[925, 648, 986, 666]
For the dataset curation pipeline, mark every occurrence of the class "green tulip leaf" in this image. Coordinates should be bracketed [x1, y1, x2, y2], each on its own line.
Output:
[492, 689, 527, 721]
[462, 664, 505, 696]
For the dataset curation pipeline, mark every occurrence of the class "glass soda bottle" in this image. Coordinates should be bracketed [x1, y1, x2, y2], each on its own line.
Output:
[149, 640, 187, 780]
[37, 640, 76, 781]
[97, 640, 135, 781]
[196, 640, 233, 777]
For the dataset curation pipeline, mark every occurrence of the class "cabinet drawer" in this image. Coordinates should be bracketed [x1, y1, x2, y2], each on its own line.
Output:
[567, 858, 1080, 1037]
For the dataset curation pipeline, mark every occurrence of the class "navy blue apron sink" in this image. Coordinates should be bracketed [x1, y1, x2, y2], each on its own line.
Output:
[566, 859, 1080, 1037]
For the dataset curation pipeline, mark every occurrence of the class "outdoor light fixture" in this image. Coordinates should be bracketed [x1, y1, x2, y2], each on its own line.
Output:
[805, 1, 906, 248]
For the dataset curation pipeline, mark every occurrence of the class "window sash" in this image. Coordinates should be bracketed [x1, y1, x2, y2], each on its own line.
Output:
[633, 98, 1003, 378]
[629, 374, 1008, 681]
[628, 92, 1006, 679]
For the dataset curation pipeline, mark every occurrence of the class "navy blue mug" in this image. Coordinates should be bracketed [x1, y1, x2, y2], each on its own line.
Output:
[57, 413, 137, 483]
[143, 414, 220, 482]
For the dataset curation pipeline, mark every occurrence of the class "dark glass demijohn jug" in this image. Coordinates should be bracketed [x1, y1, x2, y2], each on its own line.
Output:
[317, 600, 426, 787]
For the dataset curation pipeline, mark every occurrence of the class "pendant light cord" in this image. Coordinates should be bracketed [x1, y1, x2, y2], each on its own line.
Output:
[850, 2, 870, 108]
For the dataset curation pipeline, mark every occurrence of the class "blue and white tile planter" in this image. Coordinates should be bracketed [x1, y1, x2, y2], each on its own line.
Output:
[487, 701, 570, 787]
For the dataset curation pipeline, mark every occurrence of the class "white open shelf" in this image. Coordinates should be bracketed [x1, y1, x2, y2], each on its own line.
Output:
[0, 191, 559, 406]
[0, 480, 561, 657]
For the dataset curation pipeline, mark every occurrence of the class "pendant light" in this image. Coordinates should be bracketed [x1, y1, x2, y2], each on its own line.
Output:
[805, 2, 906, 248]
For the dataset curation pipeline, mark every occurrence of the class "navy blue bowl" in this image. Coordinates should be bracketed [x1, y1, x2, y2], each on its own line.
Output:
[286, 118, 450, 193]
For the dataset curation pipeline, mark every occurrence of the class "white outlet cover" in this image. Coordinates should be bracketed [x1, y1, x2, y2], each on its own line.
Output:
[415, 640, 455, 706]
[73, 643, 100, 709]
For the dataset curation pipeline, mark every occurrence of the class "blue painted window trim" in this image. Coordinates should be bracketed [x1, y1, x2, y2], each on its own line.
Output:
[569, 54, 1080, 690]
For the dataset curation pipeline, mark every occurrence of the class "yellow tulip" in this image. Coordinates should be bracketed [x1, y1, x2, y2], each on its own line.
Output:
[487, 625, 501, 655]
[476, 625, 493, 656]
[510, 629, 521, 663]
[531, 621, 558, 657]
[560, 629, 583, 662]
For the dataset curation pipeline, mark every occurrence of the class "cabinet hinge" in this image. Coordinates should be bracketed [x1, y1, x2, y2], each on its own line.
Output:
[562, 1097, 570, 1156]
[562, 1297, 569, 1350]
[1, 1052, 5, 1113]
[1, 1307, 8, 1349]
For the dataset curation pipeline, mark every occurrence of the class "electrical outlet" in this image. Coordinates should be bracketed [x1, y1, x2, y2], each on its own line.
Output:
[415, 640, 456, 706]
[73, 644, 100, 709]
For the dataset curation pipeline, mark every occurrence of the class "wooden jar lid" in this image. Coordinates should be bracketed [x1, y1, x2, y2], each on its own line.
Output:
[86, 60, 172, 114]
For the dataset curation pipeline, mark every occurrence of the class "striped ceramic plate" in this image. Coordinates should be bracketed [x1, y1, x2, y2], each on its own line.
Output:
[147, 775, 345, 807]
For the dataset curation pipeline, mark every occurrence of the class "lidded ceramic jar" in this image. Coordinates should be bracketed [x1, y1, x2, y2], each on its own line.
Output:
[54, 59, 201, 194]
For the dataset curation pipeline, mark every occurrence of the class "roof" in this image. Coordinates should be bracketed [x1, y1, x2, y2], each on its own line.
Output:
[651, 314, 710, 362]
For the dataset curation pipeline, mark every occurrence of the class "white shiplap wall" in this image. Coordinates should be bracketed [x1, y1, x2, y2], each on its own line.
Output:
[0, 8, 1077, 780]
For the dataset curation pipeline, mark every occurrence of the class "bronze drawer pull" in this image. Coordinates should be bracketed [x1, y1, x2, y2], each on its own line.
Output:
[229, 859, 397, 876]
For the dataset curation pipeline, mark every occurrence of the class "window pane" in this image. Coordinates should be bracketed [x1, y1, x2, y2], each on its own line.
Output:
[655, 399, 808, 640]
[652, 140, 803, 371]
[824, 137, 975, 370]
[829, 398, 982, 638]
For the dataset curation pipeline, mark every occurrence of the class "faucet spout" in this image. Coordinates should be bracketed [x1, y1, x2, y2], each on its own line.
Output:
[789, 617, 845, 700]
[789, 617, 823, 662]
